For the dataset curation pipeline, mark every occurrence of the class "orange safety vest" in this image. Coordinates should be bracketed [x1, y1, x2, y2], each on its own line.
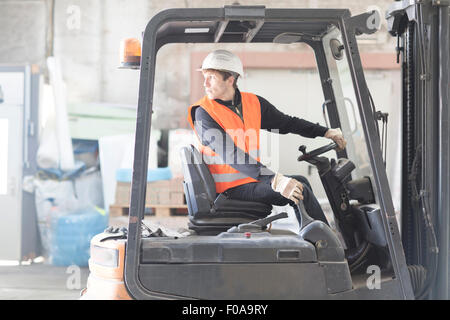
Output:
[187, 92, 261, 193]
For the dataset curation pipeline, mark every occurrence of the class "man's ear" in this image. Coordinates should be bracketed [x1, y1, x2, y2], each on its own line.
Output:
[227, 76, 236, 87]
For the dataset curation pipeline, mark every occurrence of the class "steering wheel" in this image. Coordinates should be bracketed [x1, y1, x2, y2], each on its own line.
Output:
[297, 142, 338, 162]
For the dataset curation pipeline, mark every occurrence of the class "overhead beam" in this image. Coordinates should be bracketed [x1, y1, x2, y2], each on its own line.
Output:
[243, 19, 264, 42]
[214, 20, 229, 42]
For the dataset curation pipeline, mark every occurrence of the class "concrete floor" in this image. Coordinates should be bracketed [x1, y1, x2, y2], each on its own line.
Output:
[0, 263, 90, 300]
[0, 215, 189, 300]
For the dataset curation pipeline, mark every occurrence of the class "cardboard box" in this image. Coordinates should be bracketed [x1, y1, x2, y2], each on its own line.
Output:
[113, 178, 187, 207]
[149, 179, 170, 188]
[157, 192, 171, 205]
[170, 192, 185, 204]
[147, 191, 158, 204]
[114, 182, 131, 206]
[169, 178, 184, 192]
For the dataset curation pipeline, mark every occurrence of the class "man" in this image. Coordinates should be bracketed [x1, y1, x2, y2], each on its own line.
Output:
[187, 50, 346, 228]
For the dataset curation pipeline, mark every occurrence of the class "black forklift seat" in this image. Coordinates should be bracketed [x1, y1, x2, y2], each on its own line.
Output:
[180, 145, 272, 234]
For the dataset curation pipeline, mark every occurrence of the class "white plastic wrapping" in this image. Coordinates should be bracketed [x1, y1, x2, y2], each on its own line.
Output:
[98, 131, 160, 211]
[168, 129, 196, 178]
[46, 57, 75, 171]
[34, 169, 106, 265]
[37, 58, 75, 171]
[36, 85, 59, 169]
[34, 178, 82, 255]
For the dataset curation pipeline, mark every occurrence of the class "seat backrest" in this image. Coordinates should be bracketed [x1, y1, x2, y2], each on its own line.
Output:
[180, 145, 216, 216]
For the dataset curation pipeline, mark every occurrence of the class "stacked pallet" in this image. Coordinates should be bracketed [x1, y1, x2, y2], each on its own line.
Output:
[109, 177, 188, 217]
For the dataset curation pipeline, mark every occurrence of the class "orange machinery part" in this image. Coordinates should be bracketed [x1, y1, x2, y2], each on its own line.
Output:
[120, 38, 141, 64]
[80, 234, 132, 300]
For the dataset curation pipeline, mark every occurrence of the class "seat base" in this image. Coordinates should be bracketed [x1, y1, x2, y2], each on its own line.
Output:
[188, 193, 273, 235]
[188, 222, 233, 235]
[188, 215, 266, 235]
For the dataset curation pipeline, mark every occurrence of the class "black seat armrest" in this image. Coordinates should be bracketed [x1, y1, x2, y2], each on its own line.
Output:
[213, 193, 228, 207]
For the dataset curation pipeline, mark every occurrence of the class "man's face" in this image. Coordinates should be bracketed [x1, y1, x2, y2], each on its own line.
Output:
[202, 69, 234, 100]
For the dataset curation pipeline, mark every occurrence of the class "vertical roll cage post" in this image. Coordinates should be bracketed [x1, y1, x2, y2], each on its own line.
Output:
[341, 12, 414, 298]
[123, 9, 227, 300]
[307, 39, 348, 160]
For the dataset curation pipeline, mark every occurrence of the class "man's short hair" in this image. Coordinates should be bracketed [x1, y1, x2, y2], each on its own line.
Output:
[210, 69, 239, 89]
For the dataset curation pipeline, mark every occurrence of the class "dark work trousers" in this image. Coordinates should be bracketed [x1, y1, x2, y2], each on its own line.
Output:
[224, 175, 329, 228]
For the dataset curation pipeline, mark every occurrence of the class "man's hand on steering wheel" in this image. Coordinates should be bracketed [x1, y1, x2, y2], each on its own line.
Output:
[325, 128, 347, 150]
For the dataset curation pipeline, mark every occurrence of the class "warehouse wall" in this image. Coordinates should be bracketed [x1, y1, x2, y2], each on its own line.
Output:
[0, 0, 47, 66]
[0, 0, 399, 105]
[0, 0, 398, 129]
[52, 0, 104, 102]
[0, 0, 404, 213]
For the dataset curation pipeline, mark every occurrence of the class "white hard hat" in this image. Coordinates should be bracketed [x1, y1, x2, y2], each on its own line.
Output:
[200, 50, 244, 78]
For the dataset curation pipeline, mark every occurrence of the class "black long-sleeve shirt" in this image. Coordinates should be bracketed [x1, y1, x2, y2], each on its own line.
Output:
[192, 89, 329, 183]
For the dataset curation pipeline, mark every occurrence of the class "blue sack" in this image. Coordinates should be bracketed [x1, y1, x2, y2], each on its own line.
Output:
[50, 207, 108, 267]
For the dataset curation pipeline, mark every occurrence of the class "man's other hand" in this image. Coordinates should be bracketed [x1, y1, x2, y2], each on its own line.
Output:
[325, 128, 347, 150]
[271, 173, 304, 204]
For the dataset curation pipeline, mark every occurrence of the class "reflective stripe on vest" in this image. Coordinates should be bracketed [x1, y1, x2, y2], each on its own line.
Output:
[202, 149, 260, 165]
[188, 92, 261, 193]
[211, 172, 250, 183]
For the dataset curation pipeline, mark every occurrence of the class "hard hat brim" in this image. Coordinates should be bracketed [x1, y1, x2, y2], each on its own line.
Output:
[196, 67, 244, 78]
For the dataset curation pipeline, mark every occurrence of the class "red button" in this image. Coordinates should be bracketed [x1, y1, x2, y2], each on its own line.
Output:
[245, 232, 251, 238]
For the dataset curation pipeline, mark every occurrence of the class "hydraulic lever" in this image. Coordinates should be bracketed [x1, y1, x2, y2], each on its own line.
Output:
[227, 212, 288, 233]
[297, 200, 314, 230]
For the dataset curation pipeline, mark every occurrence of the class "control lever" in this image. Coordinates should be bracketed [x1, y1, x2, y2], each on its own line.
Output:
[100, 226, 128, 242]
[299, 145, 307, 154]
[227, 212, 288, 233]
[297, 200, 314, 230]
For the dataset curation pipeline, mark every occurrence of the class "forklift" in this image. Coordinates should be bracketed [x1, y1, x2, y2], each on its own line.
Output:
[81, 1, 449, 300]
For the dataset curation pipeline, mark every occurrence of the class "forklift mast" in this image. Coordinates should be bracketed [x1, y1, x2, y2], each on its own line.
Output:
[386, 0, 450, 299]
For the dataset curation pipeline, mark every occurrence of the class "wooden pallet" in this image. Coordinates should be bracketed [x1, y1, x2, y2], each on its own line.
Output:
[109, 204, 188, 218]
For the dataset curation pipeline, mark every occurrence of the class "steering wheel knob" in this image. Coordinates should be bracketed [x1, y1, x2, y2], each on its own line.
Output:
[297, 142, 338, 162]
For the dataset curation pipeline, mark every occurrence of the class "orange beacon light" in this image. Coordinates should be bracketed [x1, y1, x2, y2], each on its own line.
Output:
[119, 38, 141, 69]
